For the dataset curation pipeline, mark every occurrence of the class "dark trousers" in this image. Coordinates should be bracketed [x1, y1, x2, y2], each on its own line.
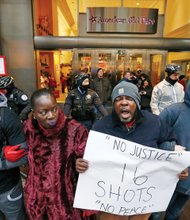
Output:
[0, 181, 26, 220]
[149, 191, 190, 220]
[164, 191, 190, 220]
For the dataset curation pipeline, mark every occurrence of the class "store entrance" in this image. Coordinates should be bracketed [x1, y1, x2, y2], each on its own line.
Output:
[73, 49, 167, 85]
[36, 49, 167, 103]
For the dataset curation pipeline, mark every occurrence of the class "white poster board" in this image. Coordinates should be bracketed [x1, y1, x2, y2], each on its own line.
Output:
[74, 130, 190, 216]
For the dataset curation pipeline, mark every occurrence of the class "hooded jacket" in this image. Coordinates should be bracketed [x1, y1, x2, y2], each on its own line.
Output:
[159, 81, 190, 195]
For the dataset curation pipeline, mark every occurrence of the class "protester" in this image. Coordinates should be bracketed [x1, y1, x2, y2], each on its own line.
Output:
[139, 79, 153, 111]
[137, 73, 150, 88]
[60, 72, 67, 93]
[120, 71, 138, 85]
[48, 74, 57, 91]
[40, 72, 49, 89]
[64, 73, 108, 130]
[23, 88, 89, 220]
[156, 80, 190, 220]
[76, 81, 188, 220]
[150, 64, 184, 115]
[0, 92, 28, 220]
[90, 68, 112, 106]
[0, 75, 31, 121]
[178, 75, 186, 91]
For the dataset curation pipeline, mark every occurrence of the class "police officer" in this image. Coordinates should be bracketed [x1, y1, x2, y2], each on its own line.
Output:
[0, 76, 31, 121]
[63, 73, 108, 130]
[0, 92, 28, 220]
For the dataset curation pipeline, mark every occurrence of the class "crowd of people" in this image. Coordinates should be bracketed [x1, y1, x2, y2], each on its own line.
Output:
[0, 63, 189, 220]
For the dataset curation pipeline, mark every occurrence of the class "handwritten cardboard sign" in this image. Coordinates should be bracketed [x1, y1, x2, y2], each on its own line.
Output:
[74, 130, 190, 216]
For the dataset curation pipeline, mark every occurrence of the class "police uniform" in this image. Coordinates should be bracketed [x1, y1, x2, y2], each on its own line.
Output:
[64, 88, 108, 130]
[0, 93, 27, 220]
[6, 87, 31, 121]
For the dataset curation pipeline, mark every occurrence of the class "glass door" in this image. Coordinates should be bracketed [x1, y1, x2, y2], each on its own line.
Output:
[150, 54, 163, 86]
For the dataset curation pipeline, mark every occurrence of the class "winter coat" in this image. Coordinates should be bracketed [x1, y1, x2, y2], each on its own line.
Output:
[159, 81, 190, 195]
[6, 86, 31, 120]
[139, 85, 153, 110]
[150, 79, 184, 115]
[92, 110, 176, 151]
[0, 93, 27, 193]
[90, 77, 112, 105]
[64, 88, 108, 121]
[23, 109, 88, 220]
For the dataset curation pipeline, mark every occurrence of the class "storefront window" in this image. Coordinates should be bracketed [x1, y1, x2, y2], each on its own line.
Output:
[98, 53, 112, 72]
[128, 54, 143, 72]
[33, 0, 165, 37]
[116, 51, 126, 75]
[33, 0, 78, 36]
[150, 54, 162, 86]
[78, 53, 91, 73]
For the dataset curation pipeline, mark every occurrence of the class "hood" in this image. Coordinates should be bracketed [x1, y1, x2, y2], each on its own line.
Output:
[184, 81, 190, 106]
[0, 93, 8, 107]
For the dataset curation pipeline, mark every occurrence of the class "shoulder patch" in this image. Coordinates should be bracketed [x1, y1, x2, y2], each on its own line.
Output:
[86, 94, 92, 100]
[21, 94, 28, 101]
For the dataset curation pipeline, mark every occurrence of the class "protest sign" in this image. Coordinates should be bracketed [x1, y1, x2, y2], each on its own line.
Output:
[74, 130, 190, 216]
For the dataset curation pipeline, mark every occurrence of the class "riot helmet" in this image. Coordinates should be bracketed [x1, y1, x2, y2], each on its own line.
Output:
[165, 64, 181, 85]
[75, 73, 89, 87]
[165, 64, 180, 76]
[0, 76, 14, 89]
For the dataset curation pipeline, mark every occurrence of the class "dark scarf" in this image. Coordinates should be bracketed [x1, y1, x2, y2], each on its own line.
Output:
[166, 76, 178, 86]
[77, 85, 88, 95]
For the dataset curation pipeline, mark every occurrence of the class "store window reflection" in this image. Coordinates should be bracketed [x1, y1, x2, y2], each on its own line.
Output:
[78, 53, 91, 73]
[33, 0, 124, 37]
[151, 54, 162, 86]
[98, 53, 112, 71]
[39, 52, 54, 89]
[128, 54, 143, 72]
[36, 50, 73, 103]
[58, 51, 73, 102]
[116, 51, 125, 78]
[33, 0, 78, 36]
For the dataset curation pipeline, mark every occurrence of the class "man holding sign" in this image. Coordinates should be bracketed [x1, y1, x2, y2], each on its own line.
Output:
[75, 81, 188, 220]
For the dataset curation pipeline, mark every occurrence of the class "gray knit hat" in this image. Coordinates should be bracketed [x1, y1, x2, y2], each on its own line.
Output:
[111, 81, 141, 109]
